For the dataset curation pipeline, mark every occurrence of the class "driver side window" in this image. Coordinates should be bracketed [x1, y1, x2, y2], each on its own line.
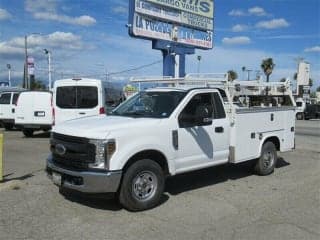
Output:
[178, 93, 213, 128]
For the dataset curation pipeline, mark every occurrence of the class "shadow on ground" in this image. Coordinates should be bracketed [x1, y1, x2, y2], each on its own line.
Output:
[57, 157, 290, 211]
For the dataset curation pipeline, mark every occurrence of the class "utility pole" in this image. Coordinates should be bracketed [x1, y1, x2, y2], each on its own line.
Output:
[24, 35, 28, 89]
[44, 49, 52, 90]
[6, 64, 11, 86]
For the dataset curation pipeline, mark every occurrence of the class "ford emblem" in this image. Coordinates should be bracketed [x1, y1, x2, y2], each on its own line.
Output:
[55, 144, 66, 156]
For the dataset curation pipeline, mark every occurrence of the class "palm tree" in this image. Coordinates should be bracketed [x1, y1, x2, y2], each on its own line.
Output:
[261, 58, 275, 82]
[227, 70, 238, 81]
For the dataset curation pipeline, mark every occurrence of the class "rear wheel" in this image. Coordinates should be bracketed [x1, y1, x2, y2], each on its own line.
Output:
[254, 142, 277, 176]
[119, 159, 164, 211]
[23, 129, 34, 137]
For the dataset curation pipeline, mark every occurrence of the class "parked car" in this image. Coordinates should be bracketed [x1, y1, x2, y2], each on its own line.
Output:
[14, 91, 53, 137]
[304, 104, 320, 120]
[0, 89, 25, 130]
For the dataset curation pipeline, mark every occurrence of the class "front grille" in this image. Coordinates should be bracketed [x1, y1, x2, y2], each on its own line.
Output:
[50, 133, 96, 170]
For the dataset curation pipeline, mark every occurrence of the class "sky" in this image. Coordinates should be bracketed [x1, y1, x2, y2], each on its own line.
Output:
[0, 0, 319, 89]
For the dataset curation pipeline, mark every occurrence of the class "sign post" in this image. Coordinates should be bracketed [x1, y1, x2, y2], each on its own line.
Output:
[128, 0, 214, 77]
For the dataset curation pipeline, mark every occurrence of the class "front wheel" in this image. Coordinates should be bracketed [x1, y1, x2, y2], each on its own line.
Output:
[254, 142, 277, 176]
[119, 159, 165, 211]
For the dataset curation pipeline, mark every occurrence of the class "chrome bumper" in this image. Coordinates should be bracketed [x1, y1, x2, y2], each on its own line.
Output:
[46, 156, 122, 193]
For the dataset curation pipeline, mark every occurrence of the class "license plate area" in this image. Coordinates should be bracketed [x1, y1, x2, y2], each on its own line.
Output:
[52, 172, 62, 186]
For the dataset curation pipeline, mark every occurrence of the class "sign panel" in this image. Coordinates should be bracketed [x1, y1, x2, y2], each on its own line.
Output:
[133, 13, 213, 49]
[297, 61, 310, 86]
[27, 56, 35, 75]
[146, 0, 214, 18]
[135, 0, 213, 30]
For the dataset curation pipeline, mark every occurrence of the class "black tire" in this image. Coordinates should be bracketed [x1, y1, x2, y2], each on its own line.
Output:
[296, 113, 304, 120]
[4, 123, 14, 130]
[23, 129, 34, 137]
[119, 159, 165, 211]
[254, 142, 277, 176]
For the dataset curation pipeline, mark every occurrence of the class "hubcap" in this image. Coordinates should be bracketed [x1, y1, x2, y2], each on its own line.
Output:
[262, 151, 274, 169]
[132, 171, 158, 201]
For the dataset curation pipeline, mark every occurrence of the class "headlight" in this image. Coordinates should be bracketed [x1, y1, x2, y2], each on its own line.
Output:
[88, 139, 116, 169]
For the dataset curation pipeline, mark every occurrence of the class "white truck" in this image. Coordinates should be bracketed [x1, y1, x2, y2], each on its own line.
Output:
[46, 74, 296, 211]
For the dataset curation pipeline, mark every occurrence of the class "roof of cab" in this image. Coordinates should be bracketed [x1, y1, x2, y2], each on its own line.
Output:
[53, 78, 102, 87]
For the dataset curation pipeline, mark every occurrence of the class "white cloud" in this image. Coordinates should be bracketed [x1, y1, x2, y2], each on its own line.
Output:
[304, 46, 320, 53]
[228, 9, 246, 17]
[25, 0, 56, 13]
[0, 31, 86, 58]
[112, 6, 127, 14]
[0, 8, 12, 20]
[222, 36, 251, 45]
[33, 12, 96, 26]
[232, 24, 249, 32]
[256, 18, 290, 29]
[229, 6, 269, 17]
[25, 0, 96, 26]
[248, 7, 267, 16]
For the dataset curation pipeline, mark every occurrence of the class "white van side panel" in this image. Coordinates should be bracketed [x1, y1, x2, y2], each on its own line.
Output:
[15, 92, 53, 126]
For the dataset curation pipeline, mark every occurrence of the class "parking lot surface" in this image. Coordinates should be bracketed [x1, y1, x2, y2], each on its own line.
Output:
[0, 120, 319, 240]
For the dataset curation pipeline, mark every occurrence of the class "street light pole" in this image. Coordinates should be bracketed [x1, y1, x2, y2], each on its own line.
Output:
[6, 64, 11, 86]
[44, 49, 52, 90]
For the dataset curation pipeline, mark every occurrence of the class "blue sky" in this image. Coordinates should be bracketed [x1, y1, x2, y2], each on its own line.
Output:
[0, 0, 319, 89]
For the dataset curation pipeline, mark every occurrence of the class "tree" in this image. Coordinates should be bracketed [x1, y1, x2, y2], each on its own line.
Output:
[280, 78, 286, 82]
[261, 58, 275, 82]
[31, 79, 46, 90]
[227, 70, 238, 81]
[309, 78, 313, 87]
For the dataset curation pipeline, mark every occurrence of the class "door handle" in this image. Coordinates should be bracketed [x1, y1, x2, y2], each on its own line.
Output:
[215, 126, 224, 133]
[79, 112, 86, 115]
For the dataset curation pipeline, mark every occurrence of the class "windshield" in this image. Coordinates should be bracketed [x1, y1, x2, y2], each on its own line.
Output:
[110, 91, 186, 118]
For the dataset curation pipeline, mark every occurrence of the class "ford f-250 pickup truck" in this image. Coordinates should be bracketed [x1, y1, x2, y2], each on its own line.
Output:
[46, 74, 295, 211]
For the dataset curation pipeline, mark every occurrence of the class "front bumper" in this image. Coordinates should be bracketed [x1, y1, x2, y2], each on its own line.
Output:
[46, 156, 122, 193]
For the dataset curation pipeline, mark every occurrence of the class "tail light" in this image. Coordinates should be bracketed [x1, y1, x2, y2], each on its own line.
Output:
[99, 107, 105, 114]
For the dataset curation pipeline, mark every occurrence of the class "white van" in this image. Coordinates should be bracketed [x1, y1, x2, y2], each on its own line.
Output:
[0, 90, 25, 130]
[53, 78, 123, 124]
[15, 91, 53, 137]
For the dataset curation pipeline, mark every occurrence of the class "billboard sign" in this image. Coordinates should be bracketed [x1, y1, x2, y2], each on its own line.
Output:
[133, 13, 213, 48]
[129, 0, 214, 49]
[135, 0, 213, 30]
[146, 0, 214, 18]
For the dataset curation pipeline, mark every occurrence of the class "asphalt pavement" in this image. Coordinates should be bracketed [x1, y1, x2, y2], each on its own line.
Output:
[0, 120, 319, 240]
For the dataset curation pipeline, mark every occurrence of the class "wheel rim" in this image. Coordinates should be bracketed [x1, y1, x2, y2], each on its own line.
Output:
[132, 171, 158, 201]
[262, 150, 275, 169]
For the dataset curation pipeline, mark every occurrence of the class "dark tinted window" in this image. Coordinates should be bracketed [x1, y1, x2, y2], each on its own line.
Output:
[0, 93, 11, 104]
[212, 92, 226, 119]
[56, 86, 98, 109]
[12, 93, 19, 105]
